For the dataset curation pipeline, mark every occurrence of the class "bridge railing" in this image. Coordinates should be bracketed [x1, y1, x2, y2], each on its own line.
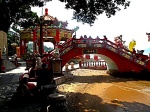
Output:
[71, 37, 147, 66]
[101, 38, 147, 66]
[41, 49, 55, 62]
[59, 38, 74, 56]
[79, 60, 107, 70]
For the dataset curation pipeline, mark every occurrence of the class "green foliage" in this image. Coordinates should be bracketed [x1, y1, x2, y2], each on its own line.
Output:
[27, 42, 53, 54]
[0, 0, 130, 33]
[59, 0, 130, 25]
[7, 30, 20, 55]
[0, 0, 52, 33]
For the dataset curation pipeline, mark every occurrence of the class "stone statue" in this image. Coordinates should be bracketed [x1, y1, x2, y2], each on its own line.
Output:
[3, 45, 6, 55]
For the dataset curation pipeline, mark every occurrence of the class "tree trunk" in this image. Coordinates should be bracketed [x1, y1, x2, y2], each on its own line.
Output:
[0, 19, 10, 33]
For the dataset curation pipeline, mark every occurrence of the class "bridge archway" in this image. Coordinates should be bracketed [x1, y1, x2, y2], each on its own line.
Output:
[58, 37, 149, 73]
[97, 54, 118, 71]
[60, 49, 119, 72]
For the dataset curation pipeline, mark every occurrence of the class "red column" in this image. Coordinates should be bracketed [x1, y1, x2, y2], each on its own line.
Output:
[55, 29, 60, 43]
[33, 30, 37, 53]
[20, 39, 25, 56]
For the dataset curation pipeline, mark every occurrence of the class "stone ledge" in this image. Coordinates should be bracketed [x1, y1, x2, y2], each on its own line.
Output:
[54, 73, 74, 85]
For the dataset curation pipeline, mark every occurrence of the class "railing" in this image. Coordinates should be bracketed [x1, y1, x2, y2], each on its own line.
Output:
[41, 49, 55, 62]
[70, 37, 148, 67]
[59, 38, 74, 56]
[104, 39, 147, 66]
[79, 60, 107, 70]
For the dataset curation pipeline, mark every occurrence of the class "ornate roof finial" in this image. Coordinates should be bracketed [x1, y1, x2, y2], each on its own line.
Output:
[45, 8, 48, 16]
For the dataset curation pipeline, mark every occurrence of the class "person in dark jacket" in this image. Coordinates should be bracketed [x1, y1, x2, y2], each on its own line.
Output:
[15, 77, 34, 103]
[36, 63, 54, 91]
[16, 77, 33, 97]
[36, 63, 54, 112]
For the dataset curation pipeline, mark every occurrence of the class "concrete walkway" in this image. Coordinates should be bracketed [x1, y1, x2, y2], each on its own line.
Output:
[1, 62, 27, 83]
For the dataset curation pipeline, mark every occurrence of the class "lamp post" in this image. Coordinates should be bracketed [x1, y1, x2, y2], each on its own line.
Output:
[39, 16, 44, 56]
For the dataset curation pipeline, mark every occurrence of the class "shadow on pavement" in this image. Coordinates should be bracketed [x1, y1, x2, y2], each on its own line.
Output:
[62, 92, 150, 112]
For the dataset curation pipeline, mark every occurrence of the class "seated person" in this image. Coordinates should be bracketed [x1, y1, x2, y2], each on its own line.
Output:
[16, 77, 33, 95]
[137, 50, 144, 55]
[133, 48, 136, 54]
[35, 57, 42, 69]
[36, 64, 54, 112]
[16, 77, 34, 101]
[28, 67, 36, 78]
[36, 63, 54, 91]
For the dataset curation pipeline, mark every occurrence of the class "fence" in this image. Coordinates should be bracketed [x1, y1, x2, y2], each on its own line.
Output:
[79, 60, 107, 70]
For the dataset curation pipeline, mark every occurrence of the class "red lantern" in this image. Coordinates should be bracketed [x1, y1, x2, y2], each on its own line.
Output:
[94, 55, 98, 61]
[85, 54, 90, 59]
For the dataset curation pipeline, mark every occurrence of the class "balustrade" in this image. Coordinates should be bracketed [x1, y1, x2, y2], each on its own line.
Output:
[79, 60, 107, 70]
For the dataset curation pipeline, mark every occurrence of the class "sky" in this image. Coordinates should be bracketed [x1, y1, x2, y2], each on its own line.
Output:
[31, 0, 150, 54]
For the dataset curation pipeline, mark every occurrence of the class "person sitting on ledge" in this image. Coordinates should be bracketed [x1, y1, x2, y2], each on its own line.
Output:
[36, 63, 54, 91]
[36, 63, 54, 112]
[15, 77, 34, 102]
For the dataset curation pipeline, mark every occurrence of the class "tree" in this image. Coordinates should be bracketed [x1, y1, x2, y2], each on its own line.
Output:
[0, 0, 130, 33]
[60, 0, 130, 25]
[7, 30, 20, 55]
[0, 0, 52, 33]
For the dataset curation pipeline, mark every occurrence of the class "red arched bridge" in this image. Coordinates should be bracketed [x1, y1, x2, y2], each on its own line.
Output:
[42, 37, 150, 74]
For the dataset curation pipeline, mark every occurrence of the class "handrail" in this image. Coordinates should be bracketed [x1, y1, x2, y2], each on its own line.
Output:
[103, 39, 147, 66]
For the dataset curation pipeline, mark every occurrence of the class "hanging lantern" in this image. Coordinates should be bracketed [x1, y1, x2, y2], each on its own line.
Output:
[94, 55, 98, 61]
[85, 54, 90, 59]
